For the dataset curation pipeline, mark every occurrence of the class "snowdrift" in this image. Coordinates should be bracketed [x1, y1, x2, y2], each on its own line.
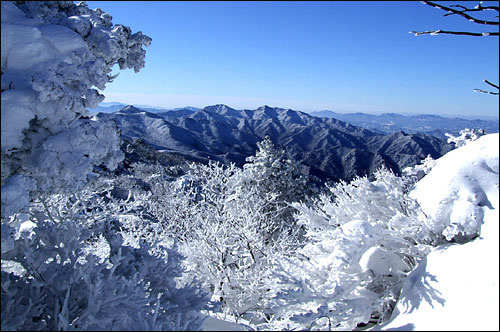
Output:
[379, 133, 499, 331]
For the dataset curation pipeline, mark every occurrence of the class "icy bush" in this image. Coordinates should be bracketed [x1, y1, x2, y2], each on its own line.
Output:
[267, 167, 432, 330]
[1, 181, 209, 331]
[128, 139, 314, 325]
[148, 161, 288, 323]
[293, 168, 431, 244]
[1, 1, 151, 217]
[445, 128, 486, 148]
[403, 154, 437, 182]
[230, 136, 312, 243]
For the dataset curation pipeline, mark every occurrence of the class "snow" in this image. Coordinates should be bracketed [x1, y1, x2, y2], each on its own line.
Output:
[2, 1, 498, 330]
[411, 133, 498, 241]
[0, 89, 37, 152]
[1, 13, 87, 73]
[1, 1, 152, 217]
[0, 1, 38, 25]
[0, 175, 36, 220]
[377, 133, 499, 331]
[359, 247, 409, 277]
[201, 316, 247, 331]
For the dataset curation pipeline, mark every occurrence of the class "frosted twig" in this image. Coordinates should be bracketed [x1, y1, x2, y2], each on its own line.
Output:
[412, 1, 499, 37]
[410, 29, 499, 36]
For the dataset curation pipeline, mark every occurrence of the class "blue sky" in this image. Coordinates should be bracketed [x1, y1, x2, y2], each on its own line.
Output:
[88, 1, 499, 118]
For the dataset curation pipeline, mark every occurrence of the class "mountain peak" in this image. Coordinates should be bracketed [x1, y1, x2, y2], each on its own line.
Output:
[119, 105, 143, 113]
[94, 103, 453, 182]
[257, 105, 276, 111]
[255, 105, 280, 118]
[203, 104, 232, 112]
[202, 104, 242, 117]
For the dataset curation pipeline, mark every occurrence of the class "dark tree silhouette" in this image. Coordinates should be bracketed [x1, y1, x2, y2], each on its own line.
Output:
[411, 1, 499, 95]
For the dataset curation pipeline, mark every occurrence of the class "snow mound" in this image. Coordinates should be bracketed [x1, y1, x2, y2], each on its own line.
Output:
[359, 247, 409, 277]
[379, 133, 499, 331]
[410, 133, 499, 242]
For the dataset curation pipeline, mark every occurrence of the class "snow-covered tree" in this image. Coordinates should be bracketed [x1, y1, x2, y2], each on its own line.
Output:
[129, 140, 313, 326]
[1, 1, 151, 217]
[147, 161, 283, 323]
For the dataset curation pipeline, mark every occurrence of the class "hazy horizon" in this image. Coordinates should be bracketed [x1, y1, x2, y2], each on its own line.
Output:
[96, 100, 500, 121]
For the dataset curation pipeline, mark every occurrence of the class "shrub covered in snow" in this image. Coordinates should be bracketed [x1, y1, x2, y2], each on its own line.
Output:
[403, 154, 437, 182]
[122, 139, 314, 324]
[1, 1, 151, 217]
[1, 180, 209, 331]
[266, 167, 432, 330]
[229, 136, 313, 244]
[145, 162, 303, 322]
[445, 128, 486, 148]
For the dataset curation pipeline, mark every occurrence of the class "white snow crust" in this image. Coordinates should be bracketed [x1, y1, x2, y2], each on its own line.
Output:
[379, 133, 499, 331]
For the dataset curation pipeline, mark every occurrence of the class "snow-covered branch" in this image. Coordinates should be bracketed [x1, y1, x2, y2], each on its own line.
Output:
[410, 1, 499, 97]
[411, 29, 499, 36]
[411, 1, 499, 36]
[421, 1, 499, 26]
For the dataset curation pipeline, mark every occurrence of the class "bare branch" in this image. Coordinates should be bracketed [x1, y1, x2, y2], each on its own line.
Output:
[413, 2, 499, 96]
[410, 29, 499, 36]
[422, 1, 499, 26]
[484, 79, 500, 90]
[474, 80, 500, 95]
[448, 3, 500, 15]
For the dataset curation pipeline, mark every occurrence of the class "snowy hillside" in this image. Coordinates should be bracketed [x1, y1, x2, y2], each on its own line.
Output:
[377, 133, 500, 331]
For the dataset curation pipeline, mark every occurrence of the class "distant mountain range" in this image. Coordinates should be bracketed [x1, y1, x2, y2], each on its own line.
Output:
[309, 110, 499, 139]
[90, 103, 498, 140]
[93, 104, 453, 182]
[88, 102, 199, 114]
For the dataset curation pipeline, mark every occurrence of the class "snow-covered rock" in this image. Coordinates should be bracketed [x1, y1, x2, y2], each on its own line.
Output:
[378, 133, 499, 331]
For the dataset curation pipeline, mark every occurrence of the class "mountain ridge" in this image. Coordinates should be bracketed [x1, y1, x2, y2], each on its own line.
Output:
[94, 104, 453, 182]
